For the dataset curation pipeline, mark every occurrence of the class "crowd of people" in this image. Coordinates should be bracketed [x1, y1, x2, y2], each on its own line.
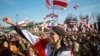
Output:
[0, 17, 100, 56]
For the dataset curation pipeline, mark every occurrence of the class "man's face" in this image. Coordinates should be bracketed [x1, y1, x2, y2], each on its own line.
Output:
[49, 31, 60, 46]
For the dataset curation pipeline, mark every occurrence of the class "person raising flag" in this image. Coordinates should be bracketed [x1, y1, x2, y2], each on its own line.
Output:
[3, 17, 73, 56]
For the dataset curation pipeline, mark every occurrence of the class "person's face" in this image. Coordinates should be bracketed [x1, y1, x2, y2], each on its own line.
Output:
[3, 41, 8, 48]
[49, 31, 61, 46]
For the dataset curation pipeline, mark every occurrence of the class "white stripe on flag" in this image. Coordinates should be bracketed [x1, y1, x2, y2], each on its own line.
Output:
[53, 0, 68, 10]
[22, 30, 39, 45]
[46, 0, 52, 9]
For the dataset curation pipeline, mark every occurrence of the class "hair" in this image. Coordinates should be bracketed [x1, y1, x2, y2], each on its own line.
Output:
[52, 26, 66, 38]
[61, 39, 66, 47]
[52, 26, 67, 47]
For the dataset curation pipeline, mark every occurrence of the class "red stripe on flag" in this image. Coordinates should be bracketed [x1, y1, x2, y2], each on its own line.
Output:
[19, 23, 26, 26]
[53, 0, 68, 8]
[46, 0, 52, 9]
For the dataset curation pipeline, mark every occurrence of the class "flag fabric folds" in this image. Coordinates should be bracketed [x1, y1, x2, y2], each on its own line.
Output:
[80, 15, 88, 24]
[53, 0, 69, 10]
[46, 0, 52, 9]
[22, 30, 48, 56]
[44, 13, 58, 20]
[70, 20, 77, 25]
[58, 23, 67, 31]
[18, 17, 28, 27]
[46, 0, 69, 10]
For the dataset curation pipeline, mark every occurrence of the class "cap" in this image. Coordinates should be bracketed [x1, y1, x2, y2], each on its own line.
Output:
[52, 26, 66, 38]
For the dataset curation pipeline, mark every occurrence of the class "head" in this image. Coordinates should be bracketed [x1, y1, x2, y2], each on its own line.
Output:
[2, 39, 9, 48]
[49, 26, 67, 48]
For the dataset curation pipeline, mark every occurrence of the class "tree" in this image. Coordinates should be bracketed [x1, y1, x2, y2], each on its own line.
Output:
[64, 13, 78, 28]
[27, 21, 34, 30]
[96, 13, 100, 32]
[91, 12, 100, 32]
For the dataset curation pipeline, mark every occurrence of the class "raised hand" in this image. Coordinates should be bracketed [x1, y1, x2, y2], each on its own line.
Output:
[3, 17, 16, 26]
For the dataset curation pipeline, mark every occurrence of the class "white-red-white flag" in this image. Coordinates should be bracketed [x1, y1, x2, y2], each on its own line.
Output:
[22, 30, 47, 56]
[72, 25, 78, 31]
[41, 22, 48, 32]
[18, 17, 29, 27]
[46, 0, 52, 9]
[70, 20, 77, 25]
[46, 0, 69, 10]
[80, 15, 88, 24]
[53, 0, 69, 10]
[47, 25, 54, 30]
[44, 13, 58, 20]
[58, 23, 67, 31]
[41, 22, 48, 28]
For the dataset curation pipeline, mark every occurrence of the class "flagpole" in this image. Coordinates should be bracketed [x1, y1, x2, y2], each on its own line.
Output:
[16, 13, 18, 25]
[52, 0, 54, 26]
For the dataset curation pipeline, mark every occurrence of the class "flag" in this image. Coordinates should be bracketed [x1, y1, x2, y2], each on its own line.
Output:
[53, 0, 69, 10]
[41, 22, 48, 32]
[22, 30, 47, 56]
[34, 26, 40, 33]
[46, 0, 52, 9]
[41, 22, 48, 28]
[58, 23, 67, 31]
[44, 13, 58, 20]
[73, 4, 79, 10]
[47, 25, 54, 30]
[80, 15, 88, 24]
[46, 0, 69, 10]
[72, 25, 78, 31]
[76, 20, 80, 27]
[70, 20, 77, 25]
[18, 17, 29, 27]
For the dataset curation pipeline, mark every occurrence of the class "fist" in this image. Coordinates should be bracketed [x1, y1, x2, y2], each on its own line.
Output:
[3, 17, 14, 25]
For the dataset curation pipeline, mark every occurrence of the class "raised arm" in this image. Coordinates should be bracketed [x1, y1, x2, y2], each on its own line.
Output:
[3, 17, 48, 56]
[3, 17, 27, 40]
[3, 17, 40, 45]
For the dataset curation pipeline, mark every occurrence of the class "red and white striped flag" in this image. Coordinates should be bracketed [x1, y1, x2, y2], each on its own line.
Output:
[70, 20, 77, 25]
[72, 25, 78, 31]
[41, 22, 48, 32]
[58, 23, 67, 31]
[44, 13, 58, 20]
[46, 0, 69, 10]
[53, 0, 69, 10]
[41, 22, 48, 28]
[80, 15, 88, 23]
[76, 20, 80, 27]
[18, 17, 29, 27]
[47, 25, 54, 30]
[22, 30, 47, 56]
[46, 0, 52, 9]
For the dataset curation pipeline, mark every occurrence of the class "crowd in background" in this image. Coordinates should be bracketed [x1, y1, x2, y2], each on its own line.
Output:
[0, 30, 100, 56]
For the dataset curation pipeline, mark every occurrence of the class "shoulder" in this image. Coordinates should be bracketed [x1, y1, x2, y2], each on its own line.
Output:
[57, 46, 73, 56]
[57, 50, 73, 56]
